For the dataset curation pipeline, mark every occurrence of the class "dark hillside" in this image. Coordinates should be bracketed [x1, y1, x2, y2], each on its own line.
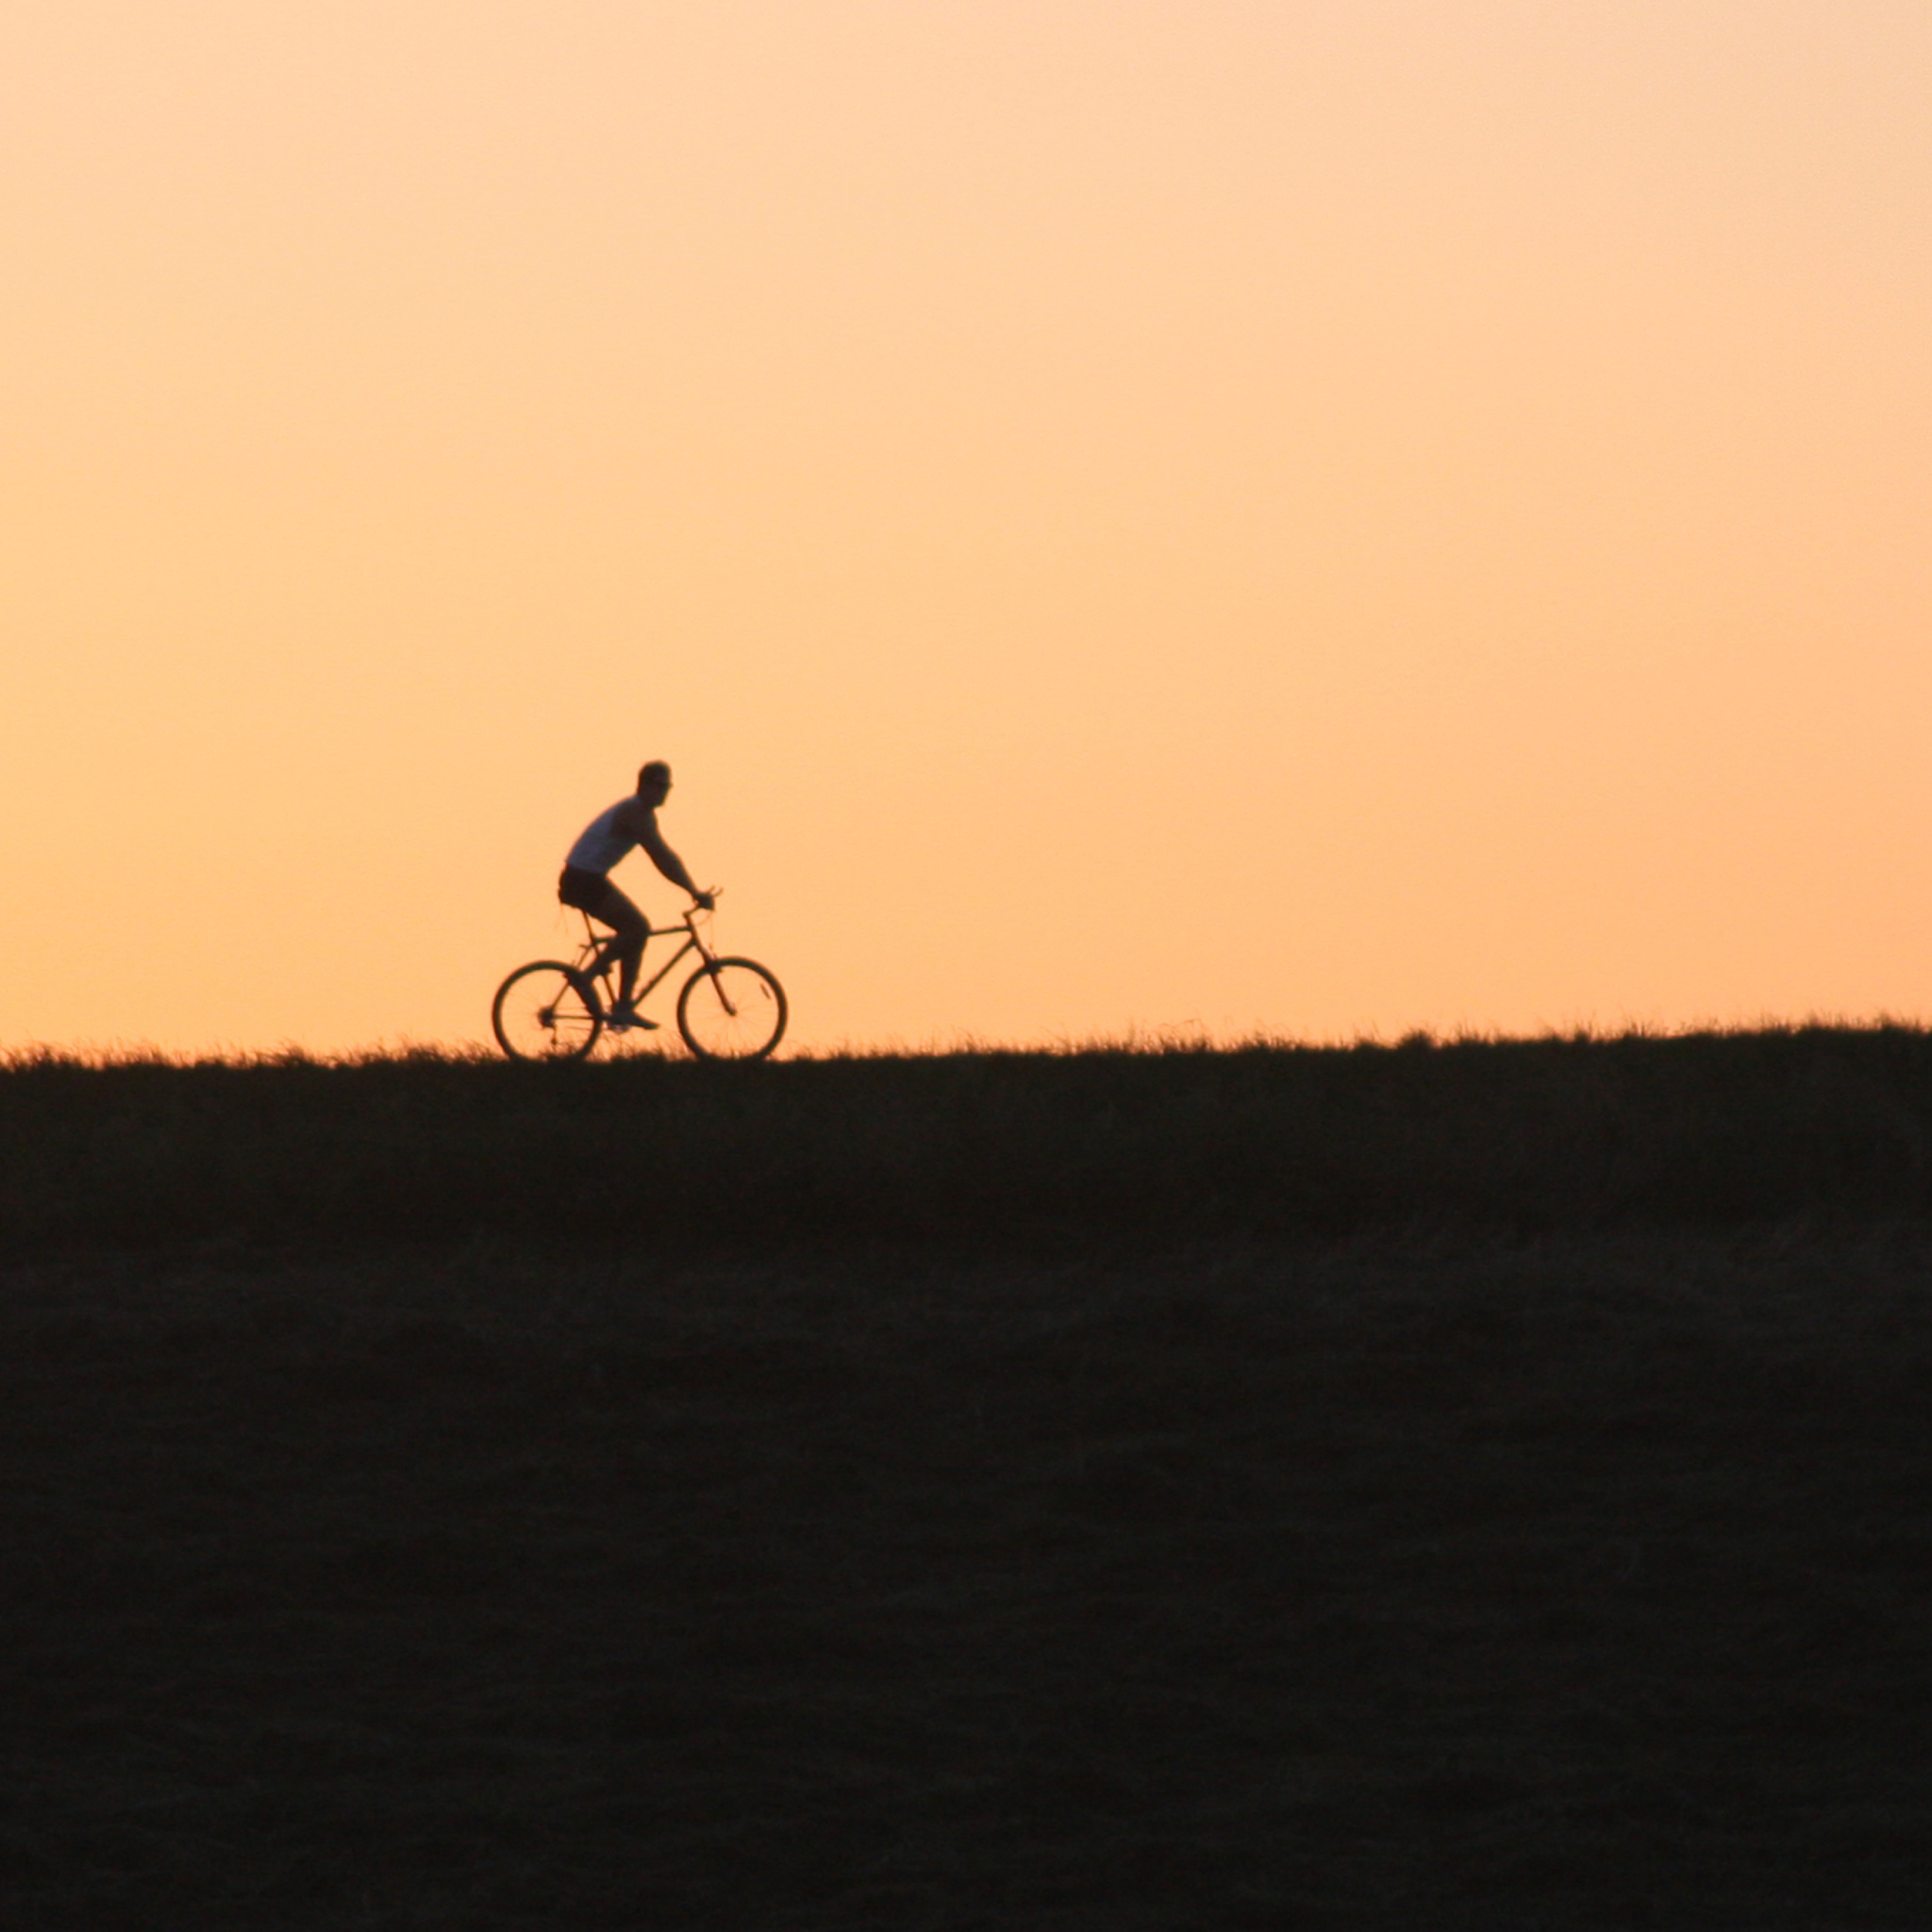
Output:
[5, 1026, 1932, 1256]
[3, 1229, 1928, 1925]
[5, 1033, 1929, 1924]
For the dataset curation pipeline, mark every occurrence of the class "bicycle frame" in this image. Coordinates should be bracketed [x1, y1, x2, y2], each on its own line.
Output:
[570, 907, 718, 1014]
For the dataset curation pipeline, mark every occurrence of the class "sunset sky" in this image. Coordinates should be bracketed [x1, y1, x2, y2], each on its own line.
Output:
[5, 2, 1930, 1054]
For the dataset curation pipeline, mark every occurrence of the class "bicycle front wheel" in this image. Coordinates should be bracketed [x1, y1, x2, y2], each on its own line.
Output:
[676, 958, 788, 1060]
[492, 961, 603, 1062]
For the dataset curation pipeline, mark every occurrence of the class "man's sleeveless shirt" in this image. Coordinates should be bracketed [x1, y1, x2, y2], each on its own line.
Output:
[566, 800, 641, 874]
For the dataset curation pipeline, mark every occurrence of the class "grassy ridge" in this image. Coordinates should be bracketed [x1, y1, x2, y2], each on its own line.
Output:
[7, 1035, 1930, 1923]
[5, 1025, 1932, 1256]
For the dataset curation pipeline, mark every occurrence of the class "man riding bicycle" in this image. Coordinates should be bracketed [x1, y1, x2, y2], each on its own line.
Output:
[558, 760, 714, 1031]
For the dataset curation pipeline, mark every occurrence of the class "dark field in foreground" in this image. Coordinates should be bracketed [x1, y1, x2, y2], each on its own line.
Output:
[5, 1227, 1928, 1927]
[3, 1037, 1929, 1924]
[8, 1025, 1932, 1257]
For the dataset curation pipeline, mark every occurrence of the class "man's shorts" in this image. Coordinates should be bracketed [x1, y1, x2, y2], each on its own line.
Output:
[558, 865, 615, 915]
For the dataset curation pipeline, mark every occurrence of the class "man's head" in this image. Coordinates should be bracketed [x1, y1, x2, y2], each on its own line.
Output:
[637, 760, 672, 803]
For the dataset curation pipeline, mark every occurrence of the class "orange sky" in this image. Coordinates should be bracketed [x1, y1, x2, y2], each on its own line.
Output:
[5, 2, 1930, 1054]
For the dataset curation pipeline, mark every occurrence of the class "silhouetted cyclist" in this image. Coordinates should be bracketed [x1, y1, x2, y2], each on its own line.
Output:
[558, 760, 714, 1030]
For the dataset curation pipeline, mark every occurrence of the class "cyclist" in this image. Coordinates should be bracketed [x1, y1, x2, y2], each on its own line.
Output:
[558, 760, 714, 1030]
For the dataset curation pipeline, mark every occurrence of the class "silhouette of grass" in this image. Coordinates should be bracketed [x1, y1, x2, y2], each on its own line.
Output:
[4, 1025, 1932, 1258]
[2, 1033, 1927, 1923]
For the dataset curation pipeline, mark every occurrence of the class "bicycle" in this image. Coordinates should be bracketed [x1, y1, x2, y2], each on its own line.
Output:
[491, 899, 788, 1062]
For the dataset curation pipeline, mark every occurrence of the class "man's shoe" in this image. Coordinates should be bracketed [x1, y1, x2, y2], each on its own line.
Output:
[606, 1005, 658, 1033]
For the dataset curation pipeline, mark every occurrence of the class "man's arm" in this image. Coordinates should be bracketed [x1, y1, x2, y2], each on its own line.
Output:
[636, 811, 714, 908]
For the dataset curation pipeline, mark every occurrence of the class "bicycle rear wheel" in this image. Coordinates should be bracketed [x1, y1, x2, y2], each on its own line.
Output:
[676, 958, 788, 1060]
[492, 961, 603, 1061]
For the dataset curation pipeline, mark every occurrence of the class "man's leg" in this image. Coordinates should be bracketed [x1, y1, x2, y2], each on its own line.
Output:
[592, 883, 649, 1008]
